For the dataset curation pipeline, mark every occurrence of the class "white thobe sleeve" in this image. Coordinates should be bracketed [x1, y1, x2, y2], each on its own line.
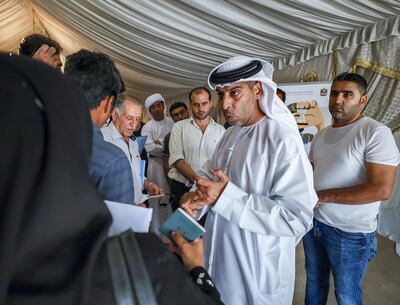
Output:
[211, 154, 317, 241]
[141, 122, 163, 155]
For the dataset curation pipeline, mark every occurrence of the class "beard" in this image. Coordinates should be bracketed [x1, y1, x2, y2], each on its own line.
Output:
[152, 112, 164, 121]
[330, 103, 361, 121]
[331, 111, 344, 119]
[193, 110, 210, 120]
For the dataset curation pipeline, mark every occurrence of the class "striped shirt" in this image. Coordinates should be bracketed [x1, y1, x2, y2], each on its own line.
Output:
[89, 124, 135, 204]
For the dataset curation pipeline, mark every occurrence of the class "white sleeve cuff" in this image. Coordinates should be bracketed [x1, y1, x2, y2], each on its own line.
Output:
[212, 181, 275, 223]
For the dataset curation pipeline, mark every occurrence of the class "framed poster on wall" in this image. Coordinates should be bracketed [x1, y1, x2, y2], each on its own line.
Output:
[278, 81, 332, 154]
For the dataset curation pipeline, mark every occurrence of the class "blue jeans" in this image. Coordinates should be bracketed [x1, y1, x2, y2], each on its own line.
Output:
[303, 219, 377, 305]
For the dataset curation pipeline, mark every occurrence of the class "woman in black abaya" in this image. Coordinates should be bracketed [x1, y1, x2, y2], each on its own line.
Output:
[0, 55, 222, 305]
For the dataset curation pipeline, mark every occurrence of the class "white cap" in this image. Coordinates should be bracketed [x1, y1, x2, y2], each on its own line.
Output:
[144, 93, 166, 120]
[145, 93, 165, 110]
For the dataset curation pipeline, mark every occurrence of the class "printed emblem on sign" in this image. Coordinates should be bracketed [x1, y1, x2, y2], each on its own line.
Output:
[320, 88, 328, 96]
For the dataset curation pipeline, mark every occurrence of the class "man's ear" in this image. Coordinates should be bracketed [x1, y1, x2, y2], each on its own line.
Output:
[360, 94, 368, 110]
[254, 81, 263, 100]
[101, 95, 115, 115]
[111, 109, 117, 121]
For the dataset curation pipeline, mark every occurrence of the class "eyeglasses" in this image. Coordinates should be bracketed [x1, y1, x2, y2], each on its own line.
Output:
[171, 109, 188, 118]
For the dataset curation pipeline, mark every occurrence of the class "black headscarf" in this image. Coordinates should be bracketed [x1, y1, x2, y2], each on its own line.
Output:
[0, 55, 114, 305]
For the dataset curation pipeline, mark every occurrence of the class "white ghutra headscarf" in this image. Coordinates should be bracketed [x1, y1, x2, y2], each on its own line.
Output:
[208, 56, 298, 133]
[144, 93, 166, 120]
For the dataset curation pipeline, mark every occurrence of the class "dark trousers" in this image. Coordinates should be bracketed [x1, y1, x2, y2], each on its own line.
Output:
[170, 179, 191, 211]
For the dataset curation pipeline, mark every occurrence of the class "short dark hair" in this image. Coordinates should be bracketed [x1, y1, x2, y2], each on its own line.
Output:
[169, 102, 188, 116]
[64, 50, 123, 109]
[277, 88, 286, 102]
[189, 87, 211, 103]
[19, 34, 62, 57]
[333, 72, 368, 94]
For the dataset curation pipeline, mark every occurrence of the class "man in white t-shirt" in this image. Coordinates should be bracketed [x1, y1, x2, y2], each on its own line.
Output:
[304, 72, 400, 305]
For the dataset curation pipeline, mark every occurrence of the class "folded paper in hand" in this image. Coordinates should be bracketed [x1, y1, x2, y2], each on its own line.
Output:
[105, 200, 153, 236]
[140, 193, 165, 203]
[159, 208, 205, 241]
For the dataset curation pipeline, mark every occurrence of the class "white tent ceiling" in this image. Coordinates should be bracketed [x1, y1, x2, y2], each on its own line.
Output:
[1, 0, 400, 101]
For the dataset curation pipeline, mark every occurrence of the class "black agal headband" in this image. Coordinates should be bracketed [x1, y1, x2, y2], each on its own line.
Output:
[209, 60, 263, 85]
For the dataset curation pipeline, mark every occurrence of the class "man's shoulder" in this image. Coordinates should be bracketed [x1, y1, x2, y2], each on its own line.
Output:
[351, 117, 392, 141]
[143, 117, 173, 127]
[311, 117, 392, 151]
[142, 120, 153, 128]
[143, 118, 161, 128]
[312, 117, 381, 142]
[211, 120, 226, 132]
[265, 118, 300, 140]
[176, 118, 189, 127]
[92, 135, 129, 168]
[342, 117, 387, 138]
[100, 123, 110, 133]
[171, 118, 191, 133]
[258, 119, 308, 158]
[100, 123, 114, 141]
[361, 116, 381, 125]
[360, 117, 386, 130]
[224, 118, 299, 145]
[161, 117, 174, 127]
[141, 120, 154, 136]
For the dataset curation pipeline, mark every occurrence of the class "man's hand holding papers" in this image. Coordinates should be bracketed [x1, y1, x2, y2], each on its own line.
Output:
[180, 169, 229, 217]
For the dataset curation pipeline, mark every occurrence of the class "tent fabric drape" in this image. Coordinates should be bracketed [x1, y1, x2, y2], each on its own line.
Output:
[1, 0, 400, 102]
[0, 0, 34, 53]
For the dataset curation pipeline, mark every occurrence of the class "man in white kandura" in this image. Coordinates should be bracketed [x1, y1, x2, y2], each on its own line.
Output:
[181, 56, 318, 305]
[141, 93, 174, 231]
[101, 94, 163, 205]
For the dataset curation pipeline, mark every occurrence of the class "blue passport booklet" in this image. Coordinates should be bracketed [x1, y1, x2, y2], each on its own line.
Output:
[159, 208, 205, 242]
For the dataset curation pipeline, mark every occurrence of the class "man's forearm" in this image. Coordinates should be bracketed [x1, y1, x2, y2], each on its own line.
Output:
[175, 159, 198, 183]
[318, 183, 392, 205]
[162, 156, 170, 176]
